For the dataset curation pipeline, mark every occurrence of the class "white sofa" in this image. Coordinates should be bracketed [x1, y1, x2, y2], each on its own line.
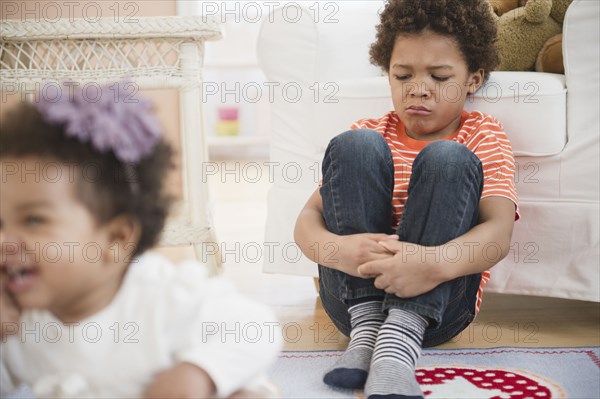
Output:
[257, 1, 599, 302]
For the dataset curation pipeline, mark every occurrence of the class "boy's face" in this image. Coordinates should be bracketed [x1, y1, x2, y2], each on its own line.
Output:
[0, 157, 120, 322]
[388, 30, 484, 140]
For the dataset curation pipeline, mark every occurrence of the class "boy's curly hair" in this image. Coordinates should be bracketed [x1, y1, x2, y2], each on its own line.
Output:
[370, 0, 499, 83]
[0, 103, 174, 257]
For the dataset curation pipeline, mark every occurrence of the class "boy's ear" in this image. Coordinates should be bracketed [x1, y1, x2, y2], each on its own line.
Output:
[104, 215, 141, 261]
[467, 69, 485, 94]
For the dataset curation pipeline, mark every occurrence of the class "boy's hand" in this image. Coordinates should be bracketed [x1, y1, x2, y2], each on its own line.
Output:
[357, 240, 446, 298]
[326, 233, 397, 277]
[143, 362, 216, 399]
[0, 280, 21, 342]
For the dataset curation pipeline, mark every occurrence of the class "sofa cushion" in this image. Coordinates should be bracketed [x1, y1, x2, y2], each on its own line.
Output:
[311, 71, 566, 157]
[258, 2, 383, 83]
[312, 77, 392, 152]
[465, 71, 566, 157]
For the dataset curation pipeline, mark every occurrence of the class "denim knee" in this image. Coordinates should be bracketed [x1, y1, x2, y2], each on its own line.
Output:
[326, 129, 393, 170]
[415, 141, 480, 169]
[412, 141, 482, 186]
[320, 128, 395, 237]
[419, 140, 474, 157]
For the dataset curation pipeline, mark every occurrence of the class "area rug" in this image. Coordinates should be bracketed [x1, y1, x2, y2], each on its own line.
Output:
[268, 347, 600, 398]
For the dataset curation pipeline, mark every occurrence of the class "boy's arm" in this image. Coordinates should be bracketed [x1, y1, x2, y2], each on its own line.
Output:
[357, 197, 515, 298]
[294, 189, 338, 266]
[438, 197, 515, 279]
[294, 189, 397, 277]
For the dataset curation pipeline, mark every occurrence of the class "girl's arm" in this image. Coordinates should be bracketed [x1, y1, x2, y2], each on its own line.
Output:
[143, 363, 216, 399]
[357, 197, 515, 298]
[294, 189, 398, 277]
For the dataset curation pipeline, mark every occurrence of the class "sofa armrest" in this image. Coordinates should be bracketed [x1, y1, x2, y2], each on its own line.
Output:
[561, 0, 600, 201]
[257, 2, 383, 83]
[563, 0, 600, 142]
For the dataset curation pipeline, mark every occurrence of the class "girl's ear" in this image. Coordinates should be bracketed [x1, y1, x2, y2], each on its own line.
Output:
[104, 215, 141, 264]
[467, 69, 485, 94]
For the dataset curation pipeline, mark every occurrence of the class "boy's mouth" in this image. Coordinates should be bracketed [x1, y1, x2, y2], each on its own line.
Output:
[406, 105, 432, 116]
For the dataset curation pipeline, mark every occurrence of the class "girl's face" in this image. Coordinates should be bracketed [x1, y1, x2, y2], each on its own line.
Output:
[388, 30, 484, 140]
[0, 157, 127, 322]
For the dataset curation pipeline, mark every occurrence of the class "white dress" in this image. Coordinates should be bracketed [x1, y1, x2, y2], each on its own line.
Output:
[1, 252, 282, 398]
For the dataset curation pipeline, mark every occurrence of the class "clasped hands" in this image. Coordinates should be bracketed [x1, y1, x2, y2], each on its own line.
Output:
[331, 233, 445, 298]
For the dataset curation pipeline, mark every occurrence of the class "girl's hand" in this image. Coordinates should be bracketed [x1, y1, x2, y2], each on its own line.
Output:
[323, 233, 398, 277]
[357, 240, 446, 297]
[143, 362, 216, 399]
[0, 280, 20, 342]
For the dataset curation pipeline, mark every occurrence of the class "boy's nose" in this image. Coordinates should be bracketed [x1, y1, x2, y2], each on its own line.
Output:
[406, 82, 432, 98]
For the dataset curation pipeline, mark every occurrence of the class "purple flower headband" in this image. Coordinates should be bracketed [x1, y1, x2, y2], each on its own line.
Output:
[35, 81, 162, 164]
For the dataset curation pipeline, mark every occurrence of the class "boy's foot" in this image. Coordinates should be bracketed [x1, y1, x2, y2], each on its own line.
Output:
[365, 362, 424, 399]
[364, 308, 428, 399]
[323, 301, 385, 389]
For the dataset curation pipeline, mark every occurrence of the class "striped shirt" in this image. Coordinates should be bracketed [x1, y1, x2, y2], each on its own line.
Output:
[351, 110, 519, 313]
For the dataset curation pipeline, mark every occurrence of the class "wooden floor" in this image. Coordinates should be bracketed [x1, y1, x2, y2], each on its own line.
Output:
[157, 160, 600, 352]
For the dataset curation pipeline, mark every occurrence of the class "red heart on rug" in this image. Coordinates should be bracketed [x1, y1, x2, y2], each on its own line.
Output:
[417, 366, 565, 398]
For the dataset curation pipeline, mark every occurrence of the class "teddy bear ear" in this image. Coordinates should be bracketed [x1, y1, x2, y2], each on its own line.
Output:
[488, 0, 500, 15]
[550, 0, 573, 25]
[524, 0, 553, 24]
[489, 0, 522, 16]
[488, 1, 500, 21]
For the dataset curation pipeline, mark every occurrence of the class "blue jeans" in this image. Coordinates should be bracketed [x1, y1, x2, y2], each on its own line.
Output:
[318, 130, 483, 347]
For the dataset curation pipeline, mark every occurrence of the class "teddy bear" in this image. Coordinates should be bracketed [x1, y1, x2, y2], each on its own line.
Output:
[489, 0, 527, 16]
[536, 33, 564, 73]
[535, 0, 572, 73]
[491, 0, 573, 72]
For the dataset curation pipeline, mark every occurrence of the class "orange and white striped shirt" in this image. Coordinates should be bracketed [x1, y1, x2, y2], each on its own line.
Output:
[351, 110, 519, 313]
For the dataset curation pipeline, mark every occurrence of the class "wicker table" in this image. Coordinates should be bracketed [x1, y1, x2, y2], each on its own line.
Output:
[0, 16, 223, 274]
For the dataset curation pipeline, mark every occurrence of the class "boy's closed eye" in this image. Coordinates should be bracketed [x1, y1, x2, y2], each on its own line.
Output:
[393, 74, 451, 82]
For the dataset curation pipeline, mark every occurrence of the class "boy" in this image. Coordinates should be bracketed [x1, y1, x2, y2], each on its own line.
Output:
[294, 1, 518, 397]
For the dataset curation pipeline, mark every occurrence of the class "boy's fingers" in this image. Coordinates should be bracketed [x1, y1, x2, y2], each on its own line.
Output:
[368, 243, 396, 257]
[366, 233, 398, 241]
[358, 262, 379, 277]
[378, 240, 401, 253]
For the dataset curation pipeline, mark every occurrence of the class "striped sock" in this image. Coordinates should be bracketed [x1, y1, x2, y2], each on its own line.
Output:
[323, 301, 385, 389]
[365, 308, 428, 399]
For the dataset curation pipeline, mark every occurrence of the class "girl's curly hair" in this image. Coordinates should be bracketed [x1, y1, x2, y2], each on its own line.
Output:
[370, 0, 499, 83]
[0, 103, 174, 257]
